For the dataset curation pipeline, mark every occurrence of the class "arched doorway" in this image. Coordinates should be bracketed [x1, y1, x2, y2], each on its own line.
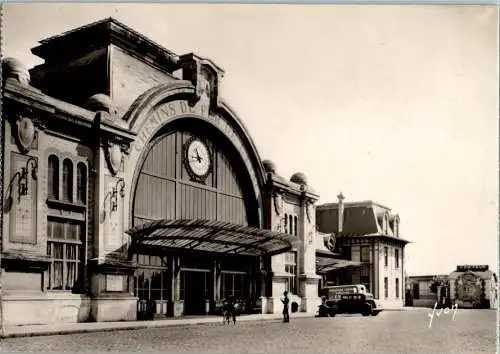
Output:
[130, 118, 262, 317]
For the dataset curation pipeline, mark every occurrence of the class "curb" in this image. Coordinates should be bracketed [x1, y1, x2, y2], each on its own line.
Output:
[0, 314, 311, 339]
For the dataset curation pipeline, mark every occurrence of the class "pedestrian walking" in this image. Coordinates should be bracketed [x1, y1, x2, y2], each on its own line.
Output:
[281, 291, 290, 323]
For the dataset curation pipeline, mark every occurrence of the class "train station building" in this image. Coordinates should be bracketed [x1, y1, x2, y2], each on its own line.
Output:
[1, 18, 321, 326]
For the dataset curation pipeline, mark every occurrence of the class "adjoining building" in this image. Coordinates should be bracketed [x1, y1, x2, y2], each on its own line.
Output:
[407, 265, 498, 309]
[405, 274, 449, 308]
[316, 194, 410, 308]
[0, 18, 321, 326]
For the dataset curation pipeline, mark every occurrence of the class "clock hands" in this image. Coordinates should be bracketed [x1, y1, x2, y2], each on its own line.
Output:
[195, 148, 202, 163]
[189, 148, 204, 164]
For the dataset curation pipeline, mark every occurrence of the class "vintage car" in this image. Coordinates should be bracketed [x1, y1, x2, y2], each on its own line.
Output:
[317, 299, 338, 317]
[336, 293, 383, 316]
[317, 293, 383, 317]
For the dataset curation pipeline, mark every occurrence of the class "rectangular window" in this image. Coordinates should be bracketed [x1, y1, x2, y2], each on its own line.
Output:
[395, 249, 400, 268]
[343, 246, 352, 260]
[284, 252, 297, 294]
[395, 278, 400, 298]
[360, 246, 370, 262]
[413, 283, 420, 299]
[47, 241, 81, 291]
[360, 265, 370, 293]
[222, 273, 245, 299]
[384, 247, 388, 267]
[47, 218, 84, 291]
[384, 277, 388, 298]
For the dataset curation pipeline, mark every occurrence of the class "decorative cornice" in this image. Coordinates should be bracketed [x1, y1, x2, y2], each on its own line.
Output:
[31, 17, 179, 74]
[4, 80, 136, 149]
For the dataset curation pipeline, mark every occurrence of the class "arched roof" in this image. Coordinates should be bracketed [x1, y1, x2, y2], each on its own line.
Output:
[121, 80, 267, 194]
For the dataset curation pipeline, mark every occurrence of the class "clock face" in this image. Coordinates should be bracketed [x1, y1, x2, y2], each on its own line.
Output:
[186, 139, 211, 179]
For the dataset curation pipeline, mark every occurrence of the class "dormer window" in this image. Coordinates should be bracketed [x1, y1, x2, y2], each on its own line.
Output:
[394, 215, 400, 237]
[383, 212, 390, 234]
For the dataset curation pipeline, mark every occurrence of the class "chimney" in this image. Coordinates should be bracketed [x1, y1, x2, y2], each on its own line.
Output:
[337, 192, 345, 234]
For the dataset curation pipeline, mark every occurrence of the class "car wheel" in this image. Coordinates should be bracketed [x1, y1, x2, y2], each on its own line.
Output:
[362, 303, 372, 316]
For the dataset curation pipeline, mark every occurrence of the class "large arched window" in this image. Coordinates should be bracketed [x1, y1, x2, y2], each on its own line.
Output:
[62, 159, 73, 202]
[47, 155, 59, 199]
[76, 162, 87, 204]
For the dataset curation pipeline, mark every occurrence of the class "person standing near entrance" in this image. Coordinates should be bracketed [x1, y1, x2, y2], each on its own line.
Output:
[281, 291, 290, 323]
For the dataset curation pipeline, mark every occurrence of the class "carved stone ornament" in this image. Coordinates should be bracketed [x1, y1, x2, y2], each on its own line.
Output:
[273, 192, 283, 216]
[16, 117, 36, 154]
[105, 142, 123, 176]
[197, 74, 211, 102]
[306, 201, 313, 223]
[324, 234, 336, 252]
[179, 53, 224, 111]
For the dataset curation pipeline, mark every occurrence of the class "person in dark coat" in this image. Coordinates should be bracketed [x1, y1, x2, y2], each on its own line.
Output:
[223, 295, 236, 325]
[281, 291, 290, 323]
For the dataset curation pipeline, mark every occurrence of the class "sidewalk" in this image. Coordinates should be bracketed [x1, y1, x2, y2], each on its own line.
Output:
[0, 308, 417, 339]
[0, 312, 313, 339]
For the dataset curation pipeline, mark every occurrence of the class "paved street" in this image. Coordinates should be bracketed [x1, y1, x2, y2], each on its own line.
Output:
[0, 309, 496, 353]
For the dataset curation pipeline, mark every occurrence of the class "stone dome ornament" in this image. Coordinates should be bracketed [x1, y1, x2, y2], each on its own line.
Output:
[87, 94, 117, 116]
[2, 57, 30, 85]
[262, 159, 277, 174]
[290, 172, 308, 186]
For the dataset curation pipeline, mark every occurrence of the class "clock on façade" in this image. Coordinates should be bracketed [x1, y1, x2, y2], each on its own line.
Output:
[183, 137, 213, 183]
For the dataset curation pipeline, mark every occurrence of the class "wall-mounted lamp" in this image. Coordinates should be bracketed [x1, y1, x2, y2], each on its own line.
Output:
[18, 156, 38, 197]
[111, 178, 125, 212]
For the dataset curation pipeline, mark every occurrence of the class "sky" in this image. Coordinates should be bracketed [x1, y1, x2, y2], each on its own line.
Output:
[3, 4, 498, 276]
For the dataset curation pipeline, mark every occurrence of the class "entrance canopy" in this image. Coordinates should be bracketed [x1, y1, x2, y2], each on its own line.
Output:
[126, 219, 297, 257]
[316, 257, 363, 274]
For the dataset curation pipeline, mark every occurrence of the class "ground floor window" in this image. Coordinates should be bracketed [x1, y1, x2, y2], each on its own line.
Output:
[134, 254, 168, 301]
[46, 217, 84, 291]
[134, 268, 169, 301]
[396, 278, 400, 298]
[285, 252, 297, 294]
[412, 283, 420, 299]
[222, 272, 246, 300]
[47, 241, 81, 291]
[360, 265, 370, 293]
[384, 277, 389, 298]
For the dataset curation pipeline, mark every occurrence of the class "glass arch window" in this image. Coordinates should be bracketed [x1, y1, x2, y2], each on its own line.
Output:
[76, 163, 87, 204]
[62, 159, 73, 202]
[48, 155, 59, 199]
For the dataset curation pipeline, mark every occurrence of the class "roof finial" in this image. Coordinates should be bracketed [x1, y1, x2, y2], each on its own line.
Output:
[337, 192, 345, 202]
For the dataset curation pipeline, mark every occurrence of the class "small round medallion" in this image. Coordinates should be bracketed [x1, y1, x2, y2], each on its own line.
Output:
[109, 144, 123, 173]
[17, 117, 35, 152]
